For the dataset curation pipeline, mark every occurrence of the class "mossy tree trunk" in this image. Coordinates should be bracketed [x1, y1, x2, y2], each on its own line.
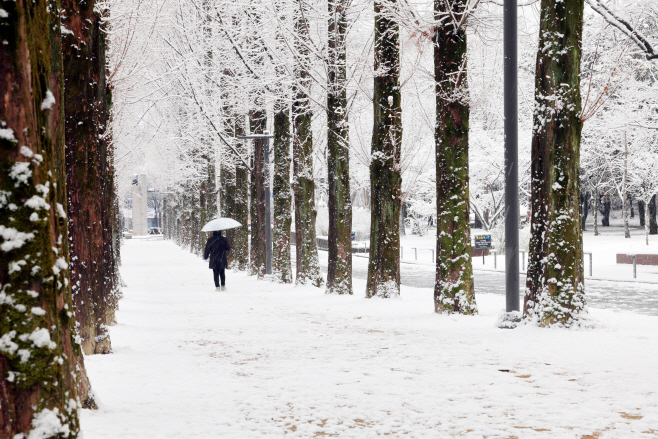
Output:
[62, 0, 118, 354]
[524, 0, 586, 326]
[433, 1, 477, 314]
[249, 110, 267, 278]
[273, 106, 293, 283]
[326, 0, 352, 295]
[366, 0, 402, 299]
[0, 0, 93, 435]
[292, 6, 323, 286]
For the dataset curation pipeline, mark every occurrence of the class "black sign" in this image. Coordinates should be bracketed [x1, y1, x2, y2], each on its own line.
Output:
[474, 235, 491, 249]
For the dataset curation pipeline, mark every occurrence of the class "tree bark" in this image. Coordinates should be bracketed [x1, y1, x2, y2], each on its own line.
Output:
[249, 110, 267, 278]
[601, 196, 610, 226]
[0, 0, 92, 435]
[581, 191, 590, 231]
[594, 188, 599, 235]
[292, 4, 323, 287]
[326, 0, 352, 295]
[273, 107, 293, 283]
[233, 117, 250, 270]
[650, 194, 657, 235]
[366, 0, 402, 299]
[524, 0, 586, 326]
[62, 0, 119, 354]
[638, 200, 645, 227]
[432, 0, 477, 314]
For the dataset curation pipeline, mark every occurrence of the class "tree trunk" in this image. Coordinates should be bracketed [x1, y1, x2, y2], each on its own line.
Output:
[432, 1, 477, 314]
[594, 188, 599, 235]
[638, 200, 645, 227]
[249, 110, 267, 278]
[650, 194, 657, 235]
[623, 135, 630, 238]
[645, 199, 650, 245]
[0, 0, 93, 435]
[273, 107, 293, 283]
[63, 0, 119, 354]
[292, 6, 323, 287]
[524, 0, 586, 326]
[233, 117, 250, 271]
[602, 196, 610, 226]
[220, 156, 235, 265]
[326, 0, 352, 294]
[581, 191, 589, 231]
[366, 0, 403, 299]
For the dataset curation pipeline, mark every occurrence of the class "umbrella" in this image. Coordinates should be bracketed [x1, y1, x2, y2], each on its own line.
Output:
[201, 217, 242, 232]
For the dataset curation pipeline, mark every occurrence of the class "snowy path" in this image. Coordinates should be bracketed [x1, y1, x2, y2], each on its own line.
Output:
[81, 240, 658, 438]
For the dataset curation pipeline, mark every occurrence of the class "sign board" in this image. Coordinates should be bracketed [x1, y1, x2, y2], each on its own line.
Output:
[474, 235, 491, 249]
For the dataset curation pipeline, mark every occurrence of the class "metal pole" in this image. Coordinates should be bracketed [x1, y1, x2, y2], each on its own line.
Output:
[264, 132, 272, 275]
[494, 250, 497, 270]
[633, 254, 636, 279]
[504, 0, 519, 312]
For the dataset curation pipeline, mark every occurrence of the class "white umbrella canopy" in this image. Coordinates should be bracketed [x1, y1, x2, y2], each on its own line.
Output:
[201, 217, 242, 232]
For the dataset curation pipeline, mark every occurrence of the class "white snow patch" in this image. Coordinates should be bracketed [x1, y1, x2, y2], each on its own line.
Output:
[29, 328, 56, 349]
[24, 195, 49, 210]
[52, 257, 68, 275]
[40, 91, 56, 110]
[0, 226, 35, 251]
[28, 408, 70, 439]
[9, 162, 32, 186]
[0, 128, 15, 141]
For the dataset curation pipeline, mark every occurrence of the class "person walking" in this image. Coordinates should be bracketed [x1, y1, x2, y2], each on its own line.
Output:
[203, 230, 231, 291]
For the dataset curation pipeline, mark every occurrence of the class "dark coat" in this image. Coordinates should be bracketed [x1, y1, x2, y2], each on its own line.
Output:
[203, 233, 231, 270]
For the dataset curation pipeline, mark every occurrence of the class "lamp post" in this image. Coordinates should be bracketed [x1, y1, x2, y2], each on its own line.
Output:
[503, 0, 520, 321]
[238, 131, 274, 275]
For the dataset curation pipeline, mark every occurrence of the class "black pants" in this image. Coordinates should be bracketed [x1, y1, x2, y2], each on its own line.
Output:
[213, 268, 226, 287]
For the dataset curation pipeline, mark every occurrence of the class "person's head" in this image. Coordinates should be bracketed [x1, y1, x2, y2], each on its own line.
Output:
[213, 230, 222, 237]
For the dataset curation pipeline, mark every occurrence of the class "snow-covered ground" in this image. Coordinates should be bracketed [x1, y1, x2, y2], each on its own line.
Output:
[81, 239, 658, 438]
[397, 215, 658, 283]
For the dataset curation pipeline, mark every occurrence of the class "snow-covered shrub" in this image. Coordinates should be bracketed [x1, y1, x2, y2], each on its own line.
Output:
[490, 220, 531, 254]
[315, 205, 328, 237]
[352, 207, 371, 241]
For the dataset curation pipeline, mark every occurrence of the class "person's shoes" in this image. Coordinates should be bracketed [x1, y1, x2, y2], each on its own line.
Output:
[221, 286, 226, 291]
[215, 287, 221, 292]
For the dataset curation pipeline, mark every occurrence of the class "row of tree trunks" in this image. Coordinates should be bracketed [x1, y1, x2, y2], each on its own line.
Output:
[0, 0, 92, 435]
[326, 0, 352, 295]
[272, 107, 293, 283]
[525, 0, 586, 326]
[433, 1, 477, 314]
[292, 3, 323, 287]
[250, 110, 267, 278]
[366, 0, 402, 298]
